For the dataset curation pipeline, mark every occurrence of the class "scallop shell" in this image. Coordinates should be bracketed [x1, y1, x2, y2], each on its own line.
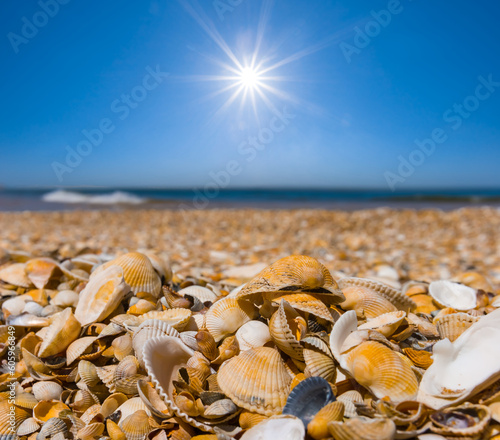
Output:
[118, 410, 152, 440]
[429, 280, 477, 311]
[269, 299, 306, 361]
[235, 320, 272, 351]
[66, 336, 98, 365]
[25, 258, 62, 289]
[272, 293, 334, 322]
[38, 307, 81, 358]
[303, 345, 337, 383]
[178, 285, 218, 303]
[418, 308, 500, 409]
[115, 397, 151, 421]
[307, 401, 345, 440]
[132, 319, 180, 368]
[357, 311, 406, 337]
[205, 297, 257, 342]
[96, 252, 162, 297]
[240, 415, 304, 440]
[237, 255, 345, 304]
[435, 312, 480, 342]
[0, 262, 32, 287]
[143, 251, 172, 282]
[37, 417, 68, 439]
[218, 346, 291, 416]
[77, 422, 105, 440]
[339, 277, 416, 318]
[32, 381, 63, 401]
[282, 376, 335, 426]
[328, 417, 396, 440]
[195, 329, 219, 361]
[337, 390, 363, 418]
[16, 417, 40, 436]
[75, 265, 130, 326]
[404, 347, 433, 369]
[112, 334, 134, 361]
[239, 411, 269, 430]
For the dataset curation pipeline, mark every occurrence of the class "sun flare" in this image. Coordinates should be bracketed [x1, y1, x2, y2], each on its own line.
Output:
[238, 66, 261, 89]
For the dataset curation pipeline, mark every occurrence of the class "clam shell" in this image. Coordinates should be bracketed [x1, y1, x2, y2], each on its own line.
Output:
[126, 308, 192, 332]
[357, 311, 406, 337]
[403, 347, 433, 369]
[114, 355, 140, 382]
[100, 393, 128, 419]
[37, 417, 68, 439]
[240, 415, 304, 440]
[435, 312, 480, 342]
[38, 307, 81, 358]
[32, 381, 63, 401]
[66, 336, 98, 365]
[237, 255, 345, 304]
[77, 422, 105, 440]
[118, 410, 151, 440]
[16, 417, 40, 436]
[307, 401, 345, 440]
[195, 329, 219, 361]
[337, 390, 363, 418]
[112, 333, 134, 361]
[143, 251, 172, 282]
[418, 308, 500, 409]
[217, 346, 292, 416]
[96, 252, 162, 297]
[107, 419, 126, 440]
[268, 299, 305, 361]
[0, 262, 32, 287]
[272, 293, 334, 322]
[115, 397, 151, 421]
[235, 320, 272, 351]
[429, 403, 490, 437]
[33, 400, 70, 423]
[52, 289, 80, 308]
[429, 280, 477, 311]
[178, 285, 218, 303]
[282, 376, 335, 426]
[137, 379, 172, 419]
[205, 297, 257, 342]
[75, 265, 130, 326]
[328, 417, 396, 440]
[303, 346, 337, 382]
[239, 411, 269, 430]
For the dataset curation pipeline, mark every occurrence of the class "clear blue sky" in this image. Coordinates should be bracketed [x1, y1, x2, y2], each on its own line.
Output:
[1, 0, 499, 189]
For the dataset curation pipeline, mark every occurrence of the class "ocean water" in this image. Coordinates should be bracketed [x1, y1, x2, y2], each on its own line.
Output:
[0, 188, 500, 211]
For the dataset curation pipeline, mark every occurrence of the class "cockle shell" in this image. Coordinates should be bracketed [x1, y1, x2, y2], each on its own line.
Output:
[434, 312, 480, 342]
[357, 311, 406, 337]
[66, 336, 99, 365]
[38, 307, 81, 358]
[0, 399, 31, 437]
[205, 297, 257, 342]
[125, 308, 192, 332]
[112, 333, 134, 361]
[404, 347, 433, 369]
[418, 308, 500, 409]
[328, 417, 397, 440]
[429, 280, 477, 311]
[143, 251, 172, 283]
[235, 320, 272, 351]
[307, 401, 345, 440]
[36, 416, 68, 439]
[75, 265, 130, 326]
[240, 415, 304, 440]
[118, 410, 152, 440]
[178, 285, 218, 303]
[239, 411, 269, 430]
[96, 252, 162, 297]
[32, 381, 63, 401]
[137, 379, 172, 419]
[272, 293, 334, 322]
[269, 299, 306, 361]
[16, 417, 40, 436]
[237, 255, 345, 304]
[218, 346, 292, 416]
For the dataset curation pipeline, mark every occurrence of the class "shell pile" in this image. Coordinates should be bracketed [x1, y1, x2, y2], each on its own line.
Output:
[2, 239, 500, 439]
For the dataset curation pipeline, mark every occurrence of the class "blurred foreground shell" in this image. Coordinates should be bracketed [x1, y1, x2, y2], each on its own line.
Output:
[328, 417, 396, 440]
[240, 415, 304, 440]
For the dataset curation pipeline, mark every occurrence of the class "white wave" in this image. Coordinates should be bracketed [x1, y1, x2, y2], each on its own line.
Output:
[42, 190, 145, 205]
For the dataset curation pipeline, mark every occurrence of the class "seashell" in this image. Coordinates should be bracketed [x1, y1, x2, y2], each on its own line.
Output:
[100, 393, 128, 419]
[307, 401, 345, 440]
[143, 335, 216, 432]
[239, 411, 269, 430]
[429, 403, 490, 438]
[203, 399, 238, 419]
[16, 417, 40, 436]
[240, 415, 305, 440]
[36, 417, 68, 439]
[303, 345, 336, 383]
[418, 308, 500, 409]
[195, 329, 219, 361]
[115, 374, 146, 395]
[52, 289, 80, 308]
[272, 293, 334, 322]
[218, 346, 292, 416]
[114, 355, 140, 382]
[32, 381, 63, 401]
[0, 262, 32, 287]
[406, 312, 439, 338]
[429, 280, 477, 311]
[118, 410, 152, 440]
[137, 379, 172, 419]
[453, 271, 494, 292]
[163, 285, 193, 309]
[412, 294, 439, 314]
[22, 300, 45, 316]
[107, 419, 126, 440]
[404, 347, 433, 369]
[175, 392, 204, 417]
[96, 364, 118, 392]
[269, 299, 306, 361]
[71, 389, 99, 413]
[96, 322, 125, 339]
[180, 331, 199, 351]
[328, 417, 396, 440]
[77, 422, 105, 440]
[112, 334, 134, 361]
[337, 390, 363, 418]
[283, 376, 335, 427]
[126, 308, 192, 332]
[21, 347, 54, 380]
[235, 320, 272, 351]
[15, 391, 39, 409]
[490, 401, 500, 423]
[2, 294, 32, 318]
[75, 265, 130, 326]
[178, 285, 218, 303]
[205, 297, 257, 342]
[0, 399, 31, 436]
[357, 311, 406, 337]
[127, 298, 157, 315]
[212, 335, 239, 364]
[38, 307, 81, 358]
[142, 251, 172, 282]
[132, 319, 180, 368]
[33, 400, 70, 423]
[435, 312, 480, 342]
[25, 258, 62, 289]
[96, 252, 162, 297]
[115, 396, 151, 421]
[66, 336, 97, 365]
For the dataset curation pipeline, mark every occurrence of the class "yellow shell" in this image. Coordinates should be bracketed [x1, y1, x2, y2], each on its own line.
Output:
[107, 419, 126, 440]
[0, 399, 31, 436]
[269, 299, 305, 361]
[205, 297, 257, 342]
[239, 411, 269, 430]
[32, 381, 63, 401]
[435, 312, 480, 342]
[403, 347, 433, 369]
[38, 307, 81, 358]
[0, 262, 32, 287]
[25, 258, 62, 288]
[237, 255, 345, 304]
[127, 308, 192, 332]
[307, 401, 345, 440]
[75, 265, 129, 326]
[343, 341, 419, 402]
[217, 346, 292, 416]
[97, 252, 162, 297]
[303, 346, 337, 383]
[357, 311, 406, 337]
[77, 422, 105, 440]
[328, 417, 396, 440]
[411, 294, 439, 314]
[272, 293, 334, 322]
[33, 399, 70, 423]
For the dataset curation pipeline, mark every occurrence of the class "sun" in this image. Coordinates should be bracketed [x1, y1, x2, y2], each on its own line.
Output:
[238, 66, 261, 89]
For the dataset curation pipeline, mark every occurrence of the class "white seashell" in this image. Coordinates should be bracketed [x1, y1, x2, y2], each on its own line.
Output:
[236, 320, 272, 351]
[429, 280, 477, 311]
[240, 415, 304, 440]
[32, 381, 63, 401]
[52, 290, 80, 308]
[178, 285, 218, 303]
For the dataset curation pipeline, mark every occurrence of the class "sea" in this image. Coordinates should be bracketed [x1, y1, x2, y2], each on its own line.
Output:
[1, 188, 500, 212]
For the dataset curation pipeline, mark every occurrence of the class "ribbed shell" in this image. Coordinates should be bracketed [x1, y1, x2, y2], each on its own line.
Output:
[303, 347, 337, 382]
[307, 401, 345, 440]
[38, 307, 81, 358]
[32, 381, 63, 401]
[126, 309, 192, 332]
[328, 417, 396, 440]
[178, 285, 218, 303]
[268, 299, 305, 361]
[205, 297, 257, 342]
[16, 417, 40, 436]
[217, 346, 292, 416]
[435, 312, 480, 342]
[0, 400, 30, 437]
[272, 293, 334, 322]
[337, 390, 363, 418]
[118, 410, 151, 440]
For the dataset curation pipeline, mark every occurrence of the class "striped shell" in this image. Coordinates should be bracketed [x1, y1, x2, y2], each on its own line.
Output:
[269, 299, 306, 361]
[272, 293, 334, 322]
[38, 307, 81, 358]
[328, 417, 396, 440]
[435, 312, 480, 342]
[357, 311, 406, 337]
[178, 285, 218, 303]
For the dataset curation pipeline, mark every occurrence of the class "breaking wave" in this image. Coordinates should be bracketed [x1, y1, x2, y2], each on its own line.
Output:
[42, 190, 146, 205]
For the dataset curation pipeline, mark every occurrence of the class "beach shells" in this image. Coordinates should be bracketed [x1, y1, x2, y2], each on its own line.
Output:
[307, 401, 345, 440]
[235, 320, 272, 351]
[429, 403, 490, 438]
[269, 299, 306, 361]
[328, 417, 397, 440]
[75, 265, 130, 326]
[272, 293, 334, 322]
[429, 280, 477, 311]
[357, 310, 406, 337]
[240, 415, 305, 440]
[217, 346, 292, 416]
[205, 297, 257, 342]
[435, 312, 480, 342]
[38, 307, 81, 358]
[0, 262, 32, 287]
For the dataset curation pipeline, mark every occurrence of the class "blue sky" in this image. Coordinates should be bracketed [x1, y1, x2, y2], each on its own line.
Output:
[1, 0, 499, 189]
